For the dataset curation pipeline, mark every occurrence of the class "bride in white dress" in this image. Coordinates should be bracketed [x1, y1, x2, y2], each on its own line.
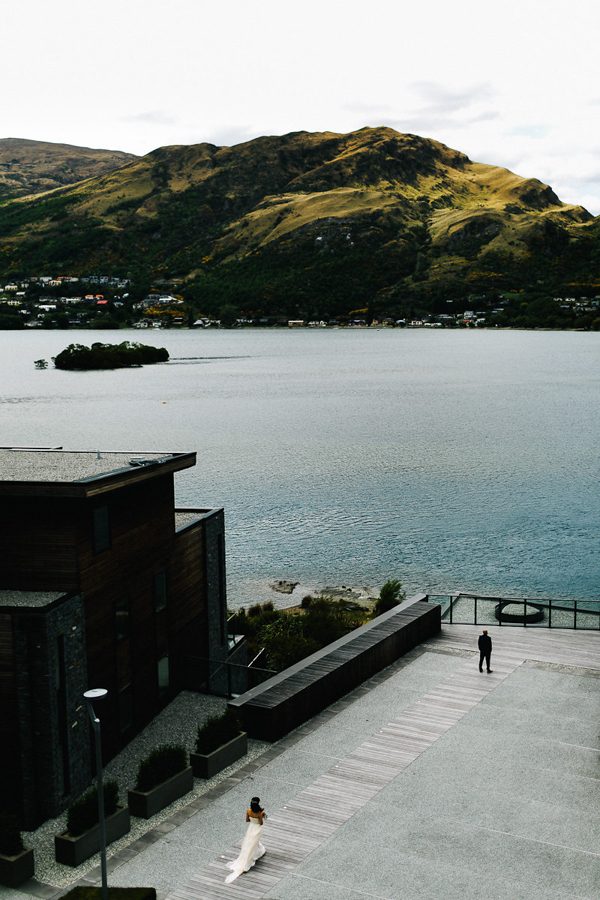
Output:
[224, 797, 267, 884]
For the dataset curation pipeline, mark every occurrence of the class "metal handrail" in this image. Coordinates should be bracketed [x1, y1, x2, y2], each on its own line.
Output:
[248, 648, 268, 668]
[428, 593, 599, 630]
[183, 653, 277, 698]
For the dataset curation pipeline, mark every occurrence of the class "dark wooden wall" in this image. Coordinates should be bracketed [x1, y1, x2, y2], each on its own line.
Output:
[229, 597, 441, 741]
[0, 496, 80, 590]
[76, 477, 207, 759]
[0, 613, 20, 812]
[1, 474, 213, 764]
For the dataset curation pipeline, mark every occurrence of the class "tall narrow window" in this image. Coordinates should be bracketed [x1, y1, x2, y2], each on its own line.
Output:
[93, 505, 110, 553]
[115, 597, 130, 641]
[56, 635, 71, 793]
[157, 655, 170, 697]
[118, 685, 133, 733]
[218, 533, 226, 645]
[154, 570, 167, 612]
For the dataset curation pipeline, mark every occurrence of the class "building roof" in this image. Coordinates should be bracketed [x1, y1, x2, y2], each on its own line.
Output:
[0, 448, 196, 497]
[0, 589, 70, 609]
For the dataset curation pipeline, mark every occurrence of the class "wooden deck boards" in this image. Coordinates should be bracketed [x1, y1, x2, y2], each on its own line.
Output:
[166, 625, 599, 899]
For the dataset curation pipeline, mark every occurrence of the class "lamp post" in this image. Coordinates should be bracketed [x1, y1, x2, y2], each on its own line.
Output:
[83, 688, 108, 900]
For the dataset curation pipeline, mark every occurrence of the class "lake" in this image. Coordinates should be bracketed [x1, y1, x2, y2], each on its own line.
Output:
[1, 327, 598, 607]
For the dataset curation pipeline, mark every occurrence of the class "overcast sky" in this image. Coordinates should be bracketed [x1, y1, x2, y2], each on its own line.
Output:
[3, 0, 599, 212]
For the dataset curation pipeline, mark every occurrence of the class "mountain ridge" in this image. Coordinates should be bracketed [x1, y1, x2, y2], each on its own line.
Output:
[0, 137, 137, 201]
[0, 127, 597, 321]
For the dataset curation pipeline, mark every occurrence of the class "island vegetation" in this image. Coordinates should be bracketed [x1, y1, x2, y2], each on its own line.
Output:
[53, 341, 169, 370]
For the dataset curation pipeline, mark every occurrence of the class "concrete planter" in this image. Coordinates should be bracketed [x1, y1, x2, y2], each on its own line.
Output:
[0, 847, 34, 887]
[190, 732, 247, 779]
[54, 806, 130, 867]
[128, 766, 193, 819]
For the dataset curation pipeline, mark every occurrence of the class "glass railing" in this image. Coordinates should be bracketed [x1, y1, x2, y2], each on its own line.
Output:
[429, 593, 600, 630]
[183, 654, 277, 698]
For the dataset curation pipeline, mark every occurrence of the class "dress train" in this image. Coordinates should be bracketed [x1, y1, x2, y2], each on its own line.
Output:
[224, 819, 265, 883]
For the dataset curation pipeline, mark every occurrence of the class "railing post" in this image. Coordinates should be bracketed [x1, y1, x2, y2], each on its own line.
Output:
[474, 596, 478, 625]
[524, 598, 527, 627]
[574, 600, 577, 630]
[450, 595, 453, 624]
[548, 598, 552, 628]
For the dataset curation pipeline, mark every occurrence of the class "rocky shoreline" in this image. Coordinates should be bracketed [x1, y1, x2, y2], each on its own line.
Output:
[267, 579, 377, 609]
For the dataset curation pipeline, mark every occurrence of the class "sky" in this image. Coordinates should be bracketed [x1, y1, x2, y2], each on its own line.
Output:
[3, 0, 600, 212]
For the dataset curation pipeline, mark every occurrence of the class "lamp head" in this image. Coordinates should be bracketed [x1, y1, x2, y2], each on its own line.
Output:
[84, 688, 108, 701]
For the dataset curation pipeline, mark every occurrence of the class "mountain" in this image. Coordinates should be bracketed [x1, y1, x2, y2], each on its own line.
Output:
[0, 138, 137, 200]
[0, 128, 597, 320]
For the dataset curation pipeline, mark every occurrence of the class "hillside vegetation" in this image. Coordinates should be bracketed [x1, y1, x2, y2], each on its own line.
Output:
[0, 127, 598, 321]
[0, 138, 137, 201]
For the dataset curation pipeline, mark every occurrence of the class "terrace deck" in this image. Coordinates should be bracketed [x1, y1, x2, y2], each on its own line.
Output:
[156, 624, 599, 900]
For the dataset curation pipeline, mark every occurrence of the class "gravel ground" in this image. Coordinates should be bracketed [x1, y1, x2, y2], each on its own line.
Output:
[23, 691, 268, 889]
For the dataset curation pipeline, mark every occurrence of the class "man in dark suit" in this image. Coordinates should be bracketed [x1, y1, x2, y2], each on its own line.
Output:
[478, 629, 493, 672]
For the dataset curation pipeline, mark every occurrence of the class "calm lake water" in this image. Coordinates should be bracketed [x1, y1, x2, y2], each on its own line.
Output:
[1, 328, 598, 607]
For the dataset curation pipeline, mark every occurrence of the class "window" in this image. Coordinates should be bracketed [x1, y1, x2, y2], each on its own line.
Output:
[118, 686, 133, 733]
[115, 598, 130, 641]
[93, 505, 110, 553]
[157, 655, 170, 697]
[218, 534, 226, 645]
[154, 570, 167, 612]
[56, 635, 70, 793]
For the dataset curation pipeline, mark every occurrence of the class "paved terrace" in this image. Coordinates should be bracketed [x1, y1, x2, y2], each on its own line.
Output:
[11, 624, 600, 900]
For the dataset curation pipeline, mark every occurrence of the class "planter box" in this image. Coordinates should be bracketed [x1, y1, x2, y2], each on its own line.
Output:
[55, 806, 130, 867]
[190, 732, 247, 779]
[0, 847, 34, 887]
[128, 766, 193, 819]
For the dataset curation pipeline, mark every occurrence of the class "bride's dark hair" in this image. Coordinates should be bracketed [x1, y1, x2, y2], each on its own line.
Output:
[250, 797, 263, 813]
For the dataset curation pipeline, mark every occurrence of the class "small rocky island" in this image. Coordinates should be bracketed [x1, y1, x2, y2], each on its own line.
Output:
[53, 341, 169, 370]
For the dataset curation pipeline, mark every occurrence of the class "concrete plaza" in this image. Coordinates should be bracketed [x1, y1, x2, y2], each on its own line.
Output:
[8, 624, 600, 900]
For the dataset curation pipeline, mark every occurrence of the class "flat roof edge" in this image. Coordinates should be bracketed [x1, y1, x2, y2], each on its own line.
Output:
[0, 451, 197, 495]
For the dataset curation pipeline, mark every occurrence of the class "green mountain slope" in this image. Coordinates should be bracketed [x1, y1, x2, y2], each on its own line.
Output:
[0, 138, 137, 200]
[0, 127, 597, 319]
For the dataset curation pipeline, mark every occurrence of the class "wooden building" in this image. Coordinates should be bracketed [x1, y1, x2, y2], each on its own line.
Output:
[0, 449, 228, 827]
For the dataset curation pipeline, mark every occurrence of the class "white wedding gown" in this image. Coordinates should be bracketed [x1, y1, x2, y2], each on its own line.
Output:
[224, 817, 266, 883]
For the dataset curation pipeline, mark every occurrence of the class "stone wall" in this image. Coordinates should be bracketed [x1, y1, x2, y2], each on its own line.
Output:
[14, 594, 91, 827]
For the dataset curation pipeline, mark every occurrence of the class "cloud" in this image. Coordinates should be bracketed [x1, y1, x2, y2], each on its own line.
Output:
[383, 108, 498, 138]
[371, 81, 498, 138]
[122, 110, 178, 126]
[408, 80, 495, 115]
[508, 125, 550, 140]
[342, 101, 396, 117]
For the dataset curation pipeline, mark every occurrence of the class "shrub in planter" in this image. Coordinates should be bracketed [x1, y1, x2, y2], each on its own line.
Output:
[191, 709, 247, 778]
[56, 781, 130, 867]
[134, 744, 187, 792]
[195, 708, 241, 755]
[0, 812, 34, 887]
[67, 780, 119, 836]
[129, 745, 192, 819]
[0, 813, 23, 857]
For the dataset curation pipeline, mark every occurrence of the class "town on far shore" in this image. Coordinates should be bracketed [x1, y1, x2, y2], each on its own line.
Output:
[1, 272, 600, 330]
